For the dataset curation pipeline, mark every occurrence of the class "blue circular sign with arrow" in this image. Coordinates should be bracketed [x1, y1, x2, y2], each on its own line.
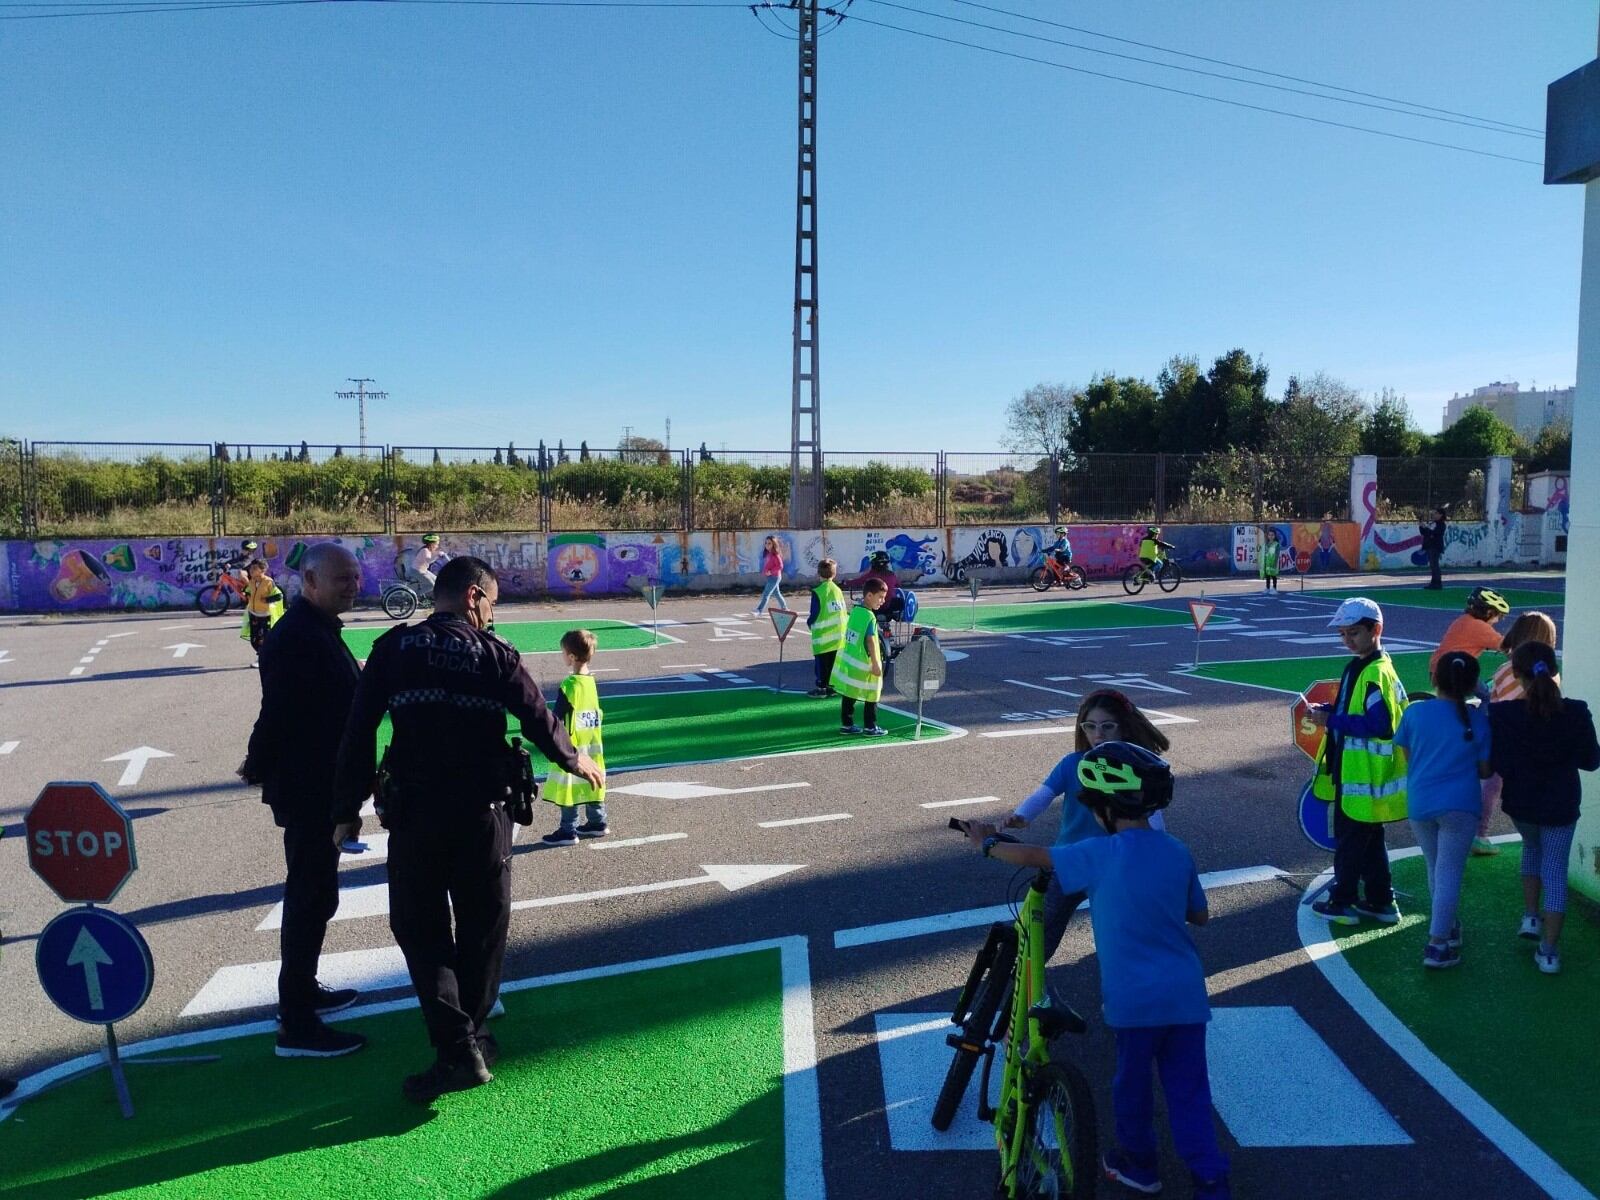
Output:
[36, 907, 154, 1025]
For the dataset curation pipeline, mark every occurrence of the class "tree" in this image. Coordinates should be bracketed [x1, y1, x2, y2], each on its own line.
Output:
[332, 445, 344, 458]
[493, 448, 504, 466]
[1433, 406, 1522, 459]
[507, 442, 522, 468]
[1361, 388, 1423, 457]
[1069, 374, 1160, 454]
[1194, 349, 1273, 451]
[1522, 420, 1571, 472]
[1265, 372, 1365, 459]
[214, 442, 231, 463]
[297, 441, 311, 464]
[1153, 356, 1202, 451]
[580, 440, 591, 462]
[557, 440, 569, 465]
[619, 435, 667, 465]
[432, 448, 443, 466]
[1003, 383, 1079, 457]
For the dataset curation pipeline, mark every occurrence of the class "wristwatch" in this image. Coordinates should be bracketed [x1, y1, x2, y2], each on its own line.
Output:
[982, 835, 1000, 858]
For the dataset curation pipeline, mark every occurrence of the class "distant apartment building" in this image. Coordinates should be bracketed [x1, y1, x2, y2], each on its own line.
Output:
[1442, 381, 1574, 438]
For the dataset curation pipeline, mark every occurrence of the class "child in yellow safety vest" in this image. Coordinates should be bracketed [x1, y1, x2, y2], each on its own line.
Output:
[1309, 597, 1409, 926]
[831, 578, 888, 736]
[807, 558, 849, 699]
[542, 629, 608, 845]
[240, 558, 285, 663]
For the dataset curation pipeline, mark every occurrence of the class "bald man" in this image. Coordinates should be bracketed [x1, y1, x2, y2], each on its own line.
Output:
[241, 543, 369, 1059]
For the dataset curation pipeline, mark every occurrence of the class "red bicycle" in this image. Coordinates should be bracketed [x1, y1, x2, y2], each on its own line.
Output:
[1029, 556, 1088, 592]
[196, 567, 249, 616]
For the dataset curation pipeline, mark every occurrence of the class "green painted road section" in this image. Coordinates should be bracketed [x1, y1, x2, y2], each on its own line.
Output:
[1307, 585, 1564, 611]
[1189, 650, 1508, 697]
[1, 949, 785, 1200]
[376, 684, 958, 774]
[345, 618, 665, 660]
[921, 600, 1228, 634]
[1334, 851, 1599, 1193]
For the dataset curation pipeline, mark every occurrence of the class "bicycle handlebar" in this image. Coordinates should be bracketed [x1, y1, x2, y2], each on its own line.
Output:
[947, 817, 1020, 844]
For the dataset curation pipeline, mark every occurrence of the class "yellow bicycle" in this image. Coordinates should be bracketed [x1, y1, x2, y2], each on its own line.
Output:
[935, 820, 1098, 1198]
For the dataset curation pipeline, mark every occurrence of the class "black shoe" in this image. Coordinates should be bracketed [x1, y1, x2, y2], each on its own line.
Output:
[275, 1022, 368, 1059]
[402, 1045, 493, 1104]
[313, 984, 359, 1015]
[541, 828, 578, 846]
[576, 821, 609, 838]
[475, 1032, 500, 1069]
[0, 1078, 16, 1101]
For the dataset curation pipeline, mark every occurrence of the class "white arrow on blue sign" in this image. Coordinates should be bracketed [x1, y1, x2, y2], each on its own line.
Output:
[36, 907, 154, 1025]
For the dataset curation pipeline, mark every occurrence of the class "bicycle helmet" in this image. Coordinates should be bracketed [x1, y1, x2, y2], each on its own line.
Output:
[1075, 741, 1174, 818]
[1145, 526, 1161, 538]
[1468, 586, 1509, 616]
[422, 533, 441, 545]
[870, 550, 892, 570]
[241, 540, 259, 553]
[1053, 526, 1068, 537]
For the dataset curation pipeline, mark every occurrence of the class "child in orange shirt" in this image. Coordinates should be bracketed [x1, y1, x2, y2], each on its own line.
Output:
[1429, 586, 1509, 676]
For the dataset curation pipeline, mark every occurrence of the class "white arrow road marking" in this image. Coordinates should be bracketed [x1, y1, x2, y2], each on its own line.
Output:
[0, 651, 13, 664]
[67, 927, 112, 1011]
[164, 643, 205, 658]
[104, 745, 174, 787]
[257, 863, 805, 930]
[0, 741, 18, 755]
[606, 781, 812, 800]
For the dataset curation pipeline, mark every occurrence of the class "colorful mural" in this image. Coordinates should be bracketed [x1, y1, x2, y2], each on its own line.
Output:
[1231, 522, 1359, 575]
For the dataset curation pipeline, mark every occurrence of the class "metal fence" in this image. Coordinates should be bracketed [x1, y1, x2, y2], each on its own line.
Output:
[0, 441, 1509, 535]
[1375, 457, 1487, 520]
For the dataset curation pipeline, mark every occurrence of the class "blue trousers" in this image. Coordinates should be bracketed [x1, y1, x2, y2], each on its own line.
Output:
[1112, 1023, 1229, 1186]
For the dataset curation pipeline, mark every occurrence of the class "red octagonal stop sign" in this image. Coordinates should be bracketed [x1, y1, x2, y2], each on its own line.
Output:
[24, 781, 138, 904]
[1291, 680, 1342, 761]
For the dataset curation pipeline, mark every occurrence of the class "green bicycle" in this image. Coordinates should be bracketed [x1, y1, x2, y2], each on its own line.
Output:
[934, 819, 1098, 1199]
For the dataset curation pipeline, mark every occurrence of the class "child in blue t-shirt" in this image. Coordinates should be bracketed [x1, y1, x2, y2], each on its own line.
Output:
[969, 742, 1230, 1200]
[1394, 651, 1491, 970]
[1005, 689, 1171, 963]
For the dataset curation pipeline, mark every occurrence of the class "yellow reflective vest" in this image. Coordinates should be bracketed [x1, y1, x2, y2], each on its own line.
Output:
[1138, 536, 1161, 561]
[1312, 653, 1408, 822]
[238, 579, 285, 641]
[810, 580, 848, 656]
[546, 673, 605, 807]
[1260, 538, 1281, 578]
[830, 606, 883, 703]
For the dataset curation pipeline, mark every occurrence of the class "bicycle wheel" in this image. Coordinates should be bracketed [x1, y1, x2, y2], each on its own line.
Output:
[1015, 1061, 1098, 1200]
[1066, 565, 1088, 591]
[1157, 561, 1183, 593]
[382, 586, 418, 621]
[931, 955, 1014, 1131]
[1029, 567, 1054, 593]
[195, 584, 229, 616]
[1120, 565, 1146, 596]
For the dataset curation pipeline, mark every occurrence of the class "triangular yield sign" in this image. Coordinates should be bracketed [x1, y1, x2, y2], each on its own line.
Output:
[642, 585, 665, 610]
[1189, 599, 1217, 631]
[769, 608, 799, 642]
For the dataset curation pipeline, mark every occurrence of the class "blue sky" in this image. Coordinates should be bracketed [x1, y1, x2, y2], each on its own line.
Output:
[2, 0, 1594, 453]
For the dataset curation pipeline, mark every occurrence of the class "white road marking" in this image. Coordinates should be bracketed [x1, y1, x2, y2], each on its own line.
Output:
[1004, 678, 1079, 698]
[0, 651, 11, 664]
[340, 832, 388, 861]
[835, 865, 1286, 948]
[1207, 1007, 1411, 1146]
[589, 832, 688, 850]
[981, 708, 1196, 738]
[758, 813, 851, 828]
[0, 741, 19, 755]
[874, 1013, 1001, 1151]
[1130, 641, 1166, 647]
[78, 657, 95, 664]
[103, 745, 173, 786]
[102, 632, 138, 639]
[1080, 672, 1191, 695]
[659, 663, 709, 670]
[158, 623, 197, 631]
[919, 796, 1003, 809]
[159, 642, 202, 656]
[606, 781, 812, 800]
[68, 667, 85, 676]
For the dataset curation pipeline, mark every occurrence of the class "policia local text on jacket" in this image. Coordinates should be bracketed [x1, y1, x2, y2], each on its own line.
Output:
[331, 606, 589, 1084]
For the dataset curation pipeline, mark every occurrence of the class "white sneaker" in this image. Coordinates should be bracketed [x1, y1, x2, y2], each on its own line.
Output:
[1517, 914, 1542, 940]
[1535, 946, 1561, 974]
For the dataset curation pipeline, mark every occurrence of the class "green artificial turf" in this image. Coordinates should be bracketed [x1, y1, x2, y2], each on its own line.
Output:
[344, 618, 665, 660]
[919, 600, 1229, 634]
[1189, 650, 1507, 697]
[0, 949, 786, 1200]
[1307, 585, 1564, 612]
[374, 685, 957, 774]
[1334, 851, 1600, 1192]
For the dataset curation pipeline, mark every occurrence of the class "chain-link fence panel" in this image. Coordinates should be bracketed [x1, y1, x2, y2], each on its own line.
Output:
[945, 452, 1052, 525]
[391, 445, 545, 532]
[1259, 455, 1351, 520]
[549, 447, 687, 531]
[690, 449, 790, 529]
[1375, 457, 1487, 521]
[1161, 453, 1256, 522]
[822, 452, 940, 528]
[1057, 453, 1160, 522]
[0, 439, 24, 538]
[29, 442, 215, 537]
[220, 444, 387, 535]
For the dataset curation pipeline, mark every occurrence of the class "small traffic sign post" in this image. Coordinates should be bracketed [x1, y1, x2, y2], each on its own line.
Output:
[1188, 598, 1217, 668]
[769, 608, 799, 691]
[1291, 680, 1341, 761]
[25, 782, 137, 905]
[891, 634, 947, 739]
[628, 576, 667, 646]
[967, 574, 981, 629]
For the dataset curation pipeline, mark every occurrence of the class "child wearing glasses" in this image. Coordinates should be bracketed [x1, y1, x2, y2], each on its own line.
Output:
[1004, 689, 1173, 962]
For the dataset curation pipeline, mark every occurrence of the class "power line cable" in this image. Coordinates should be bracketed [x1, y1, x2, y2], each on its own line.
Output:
[856, 0, 1539, 140]
[1, 0, 750, 17]
[941, 0, 1542, 135]
[836, 10, 1544, 167]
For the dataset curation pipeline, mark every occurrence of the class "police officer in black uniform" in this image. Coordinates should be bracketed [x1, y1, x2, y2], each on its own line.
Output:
[331, 555, 603, 1104]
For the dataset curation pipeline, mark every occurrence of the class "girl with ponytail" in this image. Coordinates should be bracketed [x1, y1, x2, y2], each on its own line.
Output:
[1489, 642, 1600, 974]
[1473, 612, 1561, 855]
[1393, 651, 1492, 969]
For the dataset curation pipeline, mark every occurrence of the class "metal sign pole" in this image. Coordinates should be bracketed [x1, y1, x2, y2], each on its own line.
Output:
[777, 637, 786, 693]
[104, 1022, 134, 1119]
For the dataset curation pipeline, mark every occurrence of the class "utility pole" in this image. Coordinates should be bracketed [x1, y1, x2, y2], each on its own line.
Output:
[665, 417, 672, 450]
[789, 0, 823, 530]
[335, 378, 388, 457]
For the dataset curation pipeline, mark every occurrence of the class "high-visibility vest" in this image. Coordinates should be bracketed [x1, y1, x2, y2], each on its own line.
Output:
[1139, 536, 1161, 561]
[546, 673, 605, 807]
[1312, 654, 1408, 822]
[810, 581, 848, 656]
[1260, 540, 1281, 578]
[830, 606, 883, 703]
[238, 582, 285, 641]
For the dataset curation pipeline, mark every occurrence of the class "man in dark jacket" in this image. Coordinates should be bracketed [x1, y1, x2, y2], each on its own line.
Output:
[241, 542, 369, 1058]
[1418, 507, 1448, 589]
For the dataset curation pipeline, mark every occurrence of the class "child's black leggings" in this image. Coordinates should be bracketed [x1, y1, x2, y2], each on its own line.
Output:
[840, 697, 877, 728]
